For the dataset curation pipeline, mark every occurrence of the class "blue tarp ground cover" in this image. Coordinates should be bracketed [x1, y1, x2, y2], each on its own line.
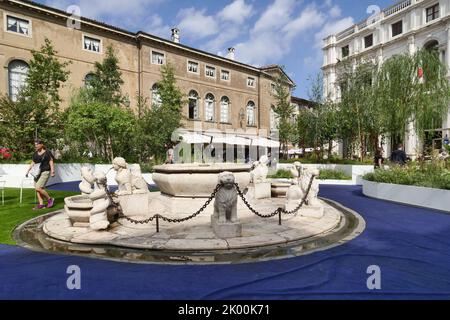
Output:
[1, 185, 450, 300]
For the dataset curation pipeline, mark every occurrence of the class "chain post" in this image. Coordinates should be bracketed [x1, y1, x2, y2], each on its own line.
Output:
[156, 215, 160, 233]
[278, 209, 282, 226]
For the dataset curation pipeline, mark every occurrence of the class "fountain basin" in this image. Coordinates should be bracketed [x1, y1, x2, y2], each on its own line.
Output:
[152, 163, 252, 197]
[64, 195, 93, 226]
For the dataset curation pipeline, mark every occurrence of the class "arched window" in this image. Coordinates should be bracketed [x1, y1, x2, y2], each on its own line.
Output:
[205, 93, 215, 122]
[220, 96, 229, 123]
[246, 101, 256, 126]
[188, 90, 199, 119]
[152, 84, 162, 108]
[84, 73, 95, 88]
[8, 60, 29, 102]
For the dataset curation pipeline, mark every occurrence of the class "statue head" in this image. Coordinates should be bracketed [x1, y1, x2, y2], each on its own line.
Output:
[259, 155, 269, 165]
[294, 161, 302, 169]
[130, 164, 142, 175]
[81, 166, 95, 184]
[94, 171, 107, 186]
[112, 157, 127, 170]
[218, 171, 235, 190]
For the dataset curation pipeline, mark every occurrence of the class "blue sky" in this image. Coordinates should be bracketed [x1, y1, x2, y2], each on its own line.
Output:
[36, 0, 395, 98]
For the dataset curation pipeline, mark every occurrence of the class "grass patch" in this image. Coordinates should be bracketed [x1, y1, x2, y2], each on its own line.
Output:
[268, 169, 293, 179]
[0, 188, 77, 245]
[318, 169, 352, 180]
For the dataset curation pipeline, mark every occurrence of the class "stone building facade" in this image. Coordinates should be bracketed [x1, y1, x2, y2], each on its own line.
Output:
[323, 0, 450, 157]
[1, 0, 296, 140]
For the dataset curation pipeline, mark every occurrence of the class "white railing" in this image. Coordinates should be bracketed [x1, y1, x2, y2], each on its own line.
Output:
[384, 0, 412, 17]
[336, 26, 355, 41]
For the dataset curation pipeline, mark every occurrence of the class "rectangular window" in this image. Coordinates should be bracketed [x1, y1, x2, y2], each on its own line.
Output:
[271, 83, 276, 93]
[151, 51, 165, 65]
[187, 60, 199, 74]
[205, 65, 216, 78]
[83, 36, 101, 53]
[364, 34, 373, 48]
[342, 45, 350, 58]
[247, 77, 256, 87]
[426, 4, 440, 23]
[6, 15, 30, 36]
[221, 70, 230, 81]
[391, 20, 403, 37]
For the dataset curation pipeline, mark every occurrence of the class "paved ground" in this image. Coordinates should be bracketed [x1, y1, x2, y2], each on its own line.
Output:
[1, 185, 450, 299]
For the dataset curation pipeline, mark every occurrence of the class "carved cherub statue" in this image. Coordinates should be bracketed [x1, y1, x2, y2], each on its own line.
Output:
[130, 164, 149, 194]
[250, 155, 269, 184]
[290, 161, 302, 185]
[301, 168, 320, 206]
[112, 157, 132, 195]
[89, 171, 111, 231]
[79, 166, 95, 195]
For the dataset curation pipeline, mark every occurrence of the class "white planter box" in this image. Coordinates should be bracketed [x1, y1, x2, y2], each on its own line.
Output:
[362, 179, 450, 213]
[276, 163, 374, 185]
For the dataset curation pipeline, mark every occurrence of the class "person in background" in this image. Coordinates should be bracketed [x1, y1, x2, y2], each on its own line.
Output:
[374, 147, 384, 169]
[25, 139, 55, 210]
[390, 143, 407, 166]
[444, 134, 449, 146]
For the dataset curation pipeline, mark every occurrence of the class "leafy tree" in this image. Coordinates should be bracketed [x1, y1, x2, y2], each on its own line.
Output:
[64, 89, 137, 162]
[272, 73, 295, 159]
[0, 38, 70, 159]
[376, 49, 450, 147]
[138, 63, 185, 162]
[89, 45, 124, 106]
[337, 60, 381, 160]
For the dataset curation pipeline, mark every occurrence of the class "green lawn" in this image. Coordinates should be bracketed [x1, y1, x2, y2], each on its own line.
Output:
[0, 188, 77, 245]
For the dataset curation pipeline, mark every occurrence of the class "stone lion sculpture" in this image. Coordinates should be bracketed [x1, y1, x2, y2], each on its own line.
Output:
[89, 171, 111, 231]
[130, 164, 149, 194]
[213, 171, 238, 223]
[250, 155, 269, 184]
[301, 168, 320, 206]
[290, 161, 302, 185]
[112, 157, 132, 195]
[79, 167, 95, 195]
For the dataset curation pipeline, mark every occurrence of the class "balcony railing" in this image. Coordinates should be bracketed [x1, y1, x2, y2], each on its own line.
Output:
[336, 26, 355, 41]
[383, 0, 412, 17]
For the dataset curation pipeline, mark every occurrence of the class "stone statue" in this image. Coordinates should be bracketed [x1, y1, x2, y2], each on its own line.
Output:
[301, 168, 320, 206]
[130, 164, 149, 194]
[79, 167, 95, 195]
[213, 172, 238, 223]
[112, 157, 132, 195]
[89, 171, 111, 231]
[211, 171, 242, 238]
[250, 155, 269, 184]
[290, 161, 302, 185]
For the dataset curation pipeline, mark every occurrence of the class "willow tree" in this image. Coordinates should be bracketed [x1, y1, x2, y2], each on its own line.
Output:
[376, 49, 450, 147]
[337, 60, 381, 160]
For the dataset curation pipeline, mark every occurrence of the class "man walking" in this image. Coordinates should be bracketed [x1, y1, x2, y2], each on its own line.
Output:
[390, 143, 407, 166]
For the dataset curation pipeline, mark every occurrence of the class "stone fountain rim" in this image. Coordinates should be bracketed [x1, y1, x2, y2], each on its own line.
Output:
[153, 163, 252, 173]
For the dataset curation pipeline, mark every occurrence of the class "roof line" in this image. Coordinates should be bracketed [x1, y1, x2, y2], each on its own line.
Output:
[8, 0, 295, 85]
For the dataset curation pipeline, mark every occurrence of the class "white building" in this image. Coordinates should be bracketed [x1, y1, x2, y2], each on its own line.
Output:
[322, 0, 450, 158]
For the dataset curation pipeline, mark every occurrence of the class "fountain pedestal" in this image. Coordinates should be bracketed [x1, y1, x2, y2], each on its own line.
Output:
[211, 217, 242, 238]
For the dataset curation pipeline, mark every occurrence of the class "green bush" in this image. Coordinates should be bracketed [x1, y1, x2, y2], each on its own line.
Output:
[268, 169, 293, 179]
[363, 164, 450, 190]
[280, 156, 372, 165]
[318, 169, 352, 180]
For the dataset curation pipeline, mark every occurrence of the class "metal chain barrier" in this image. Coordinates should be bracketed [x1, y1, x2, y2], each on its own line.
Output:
[235, 174, 316, 225]
[114, 174, 316, 232]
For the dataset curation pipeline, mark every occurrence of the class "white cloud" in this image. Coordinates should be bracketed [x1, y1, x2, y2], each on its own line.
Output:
[252, 0, 296, 33]
[314, 17, 354, 48]
[44, 0, 164, 31]
[329, 5, 342, 18]
[218, 0, 253, 24]
[176, 8, 219, 39]
[282, 4, 325, 40]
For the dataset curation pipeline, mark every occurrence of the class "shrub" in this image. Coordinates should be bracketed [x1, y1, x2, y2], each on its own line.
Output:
[318, 169, 352, 180]
[268, 169, 293, 179]
[363, 164, 450, 190]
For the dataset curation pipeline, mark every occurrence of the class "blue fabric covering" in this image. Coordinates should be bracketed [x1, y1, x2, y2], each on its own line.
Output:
[1, 185, 450, 300]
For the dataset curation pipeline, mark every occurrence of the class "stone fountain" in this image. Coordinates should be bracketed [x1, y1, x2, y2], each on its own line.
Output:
[16, 156, 365, 264]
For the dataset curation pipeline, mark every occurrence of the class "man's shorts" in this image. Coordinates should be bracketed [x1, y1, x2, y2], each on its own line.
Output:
[35, 171, 50, 189]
